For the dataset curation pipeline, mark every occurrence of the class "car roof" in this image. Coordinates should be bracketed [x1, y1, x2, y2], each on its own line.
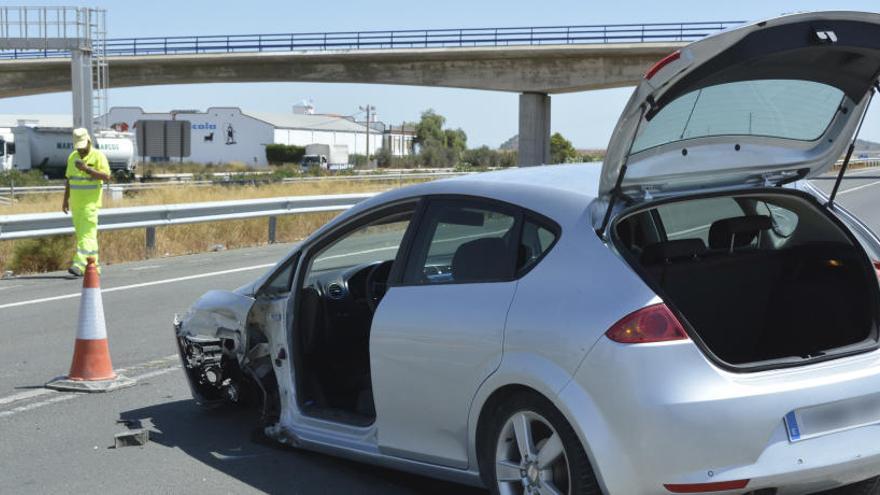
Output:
[303, 164, 602, 252]
[349, 163, 602, 224]
[392, 162, 598, 204]
[445, 163, 600, 197]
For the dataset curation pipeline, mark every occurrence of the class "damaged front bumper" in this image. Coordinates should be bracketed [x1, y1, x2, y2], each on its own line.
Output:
[173, 290, 281, 423]
[174, 315, 232, 406]
[173, 290, 255, 407]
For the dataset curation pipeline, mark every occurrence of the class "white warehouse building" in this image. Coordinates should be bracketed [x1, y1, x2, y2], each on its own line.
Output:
[104, 107, 410, 167]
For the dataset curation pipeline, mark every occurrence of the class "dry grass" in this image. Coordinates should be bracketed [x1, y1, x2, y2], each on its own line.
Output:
[0, 178, 429, 274]
[1, 178, 426, 215]
[139, 162, 252, 176]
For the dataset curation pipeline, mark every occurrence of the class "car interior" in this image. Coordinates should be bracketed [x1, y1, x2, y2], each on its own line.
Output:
[615, 192, 878, 367]
[292, 201, 558, 425]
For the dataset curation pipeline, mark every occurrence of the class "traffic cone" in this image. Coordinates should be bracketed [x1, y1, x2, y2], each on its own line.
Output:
[46, 258, 135, 392]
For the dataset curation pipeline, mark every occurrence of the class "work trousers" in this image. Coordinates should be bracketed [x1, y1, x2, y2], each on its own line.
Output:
[71, 201, 100, 271]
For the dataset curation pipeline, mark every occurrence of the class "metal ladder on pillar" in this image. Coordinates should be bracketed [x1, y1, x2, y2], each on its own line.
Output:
[0, 6, 107, 136]
[87, 9, 108, 131]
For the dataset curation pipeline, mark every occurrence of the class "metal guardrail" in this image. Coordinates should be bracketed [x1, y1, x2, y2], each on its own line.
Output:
[0, 171, 460, 198]
[0, 193, 377, 253]
[0, 21, 745, 59]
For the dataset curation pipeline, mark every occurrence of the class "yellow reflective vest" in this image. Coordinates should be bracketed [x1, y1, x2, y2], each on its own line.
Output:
[65, 148, 110, 208]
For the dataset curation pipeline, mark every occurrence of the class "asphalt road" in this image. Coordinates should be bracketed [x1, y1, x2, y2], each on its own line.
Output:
[1, 170, 878, 495]
[812, 166, 880, 230]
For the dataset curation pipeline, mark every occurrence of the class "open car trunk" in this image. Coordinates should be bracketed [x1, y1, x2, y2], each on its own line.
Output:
[613, 190, 880, 369]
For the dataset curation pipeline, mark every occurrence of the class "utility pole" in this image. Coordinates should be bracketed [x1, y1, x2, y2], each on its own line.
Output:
[360, 104, 375, 166]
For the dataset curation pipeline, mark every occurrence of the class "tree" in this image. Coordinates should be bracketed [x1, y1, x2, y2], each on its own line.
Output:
[413, 109, 469, 167]
[415, 109, 446, 149]
[444, 128, 467, 153]
[550, 132, 579, 164]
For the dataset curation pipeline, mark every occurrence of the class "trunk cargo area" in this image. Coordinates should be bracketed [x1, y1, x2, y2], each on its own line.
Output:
[614, 191, 879, 368]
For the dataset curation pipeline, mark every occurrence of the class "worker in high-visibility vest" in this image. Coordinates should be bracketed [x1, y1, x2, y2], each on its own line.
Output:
[62, 128, 111, 277]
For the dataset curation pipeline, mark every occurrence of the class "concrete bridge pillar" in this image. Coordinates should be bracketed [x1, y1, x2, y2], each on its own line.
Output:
[70, 50, 94, 136]
[518, 92, 551, 167]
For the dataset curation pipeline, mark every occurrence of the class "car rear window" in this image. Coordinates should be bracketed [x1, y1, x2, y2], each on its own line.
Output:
[633, 79, 844, 153]
[657, 197, 744, 244]
[518, 219, 558, 272]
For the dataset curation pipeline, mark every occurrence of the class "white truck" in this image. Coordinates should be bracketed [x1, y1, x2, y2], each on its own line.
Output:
[302, 143, 351, 170]
[8, 126, 137, 180]
[0, 130, 13, 171]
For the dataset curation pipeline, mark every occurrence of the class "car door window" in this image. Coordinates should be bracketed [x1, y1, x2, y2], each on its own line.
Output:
[402, 201, 519, 284]
[309, 214, 412, 277]
[261, 254, 299, 296]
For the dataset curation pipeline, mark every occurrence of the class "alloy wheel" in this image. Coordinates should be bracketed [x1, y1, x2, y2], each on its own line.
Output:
[495, 410, 570, 495]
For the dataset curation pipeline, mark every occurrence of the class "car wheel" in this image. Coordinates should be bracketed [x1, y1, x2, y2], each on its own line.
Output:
[481, 392, 601, 495]
[816, 477, 880, 495]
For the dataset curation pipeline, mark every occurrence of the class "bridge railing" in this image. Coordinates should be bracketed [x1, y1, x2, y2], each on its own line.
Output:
[0, 21, 744, 59]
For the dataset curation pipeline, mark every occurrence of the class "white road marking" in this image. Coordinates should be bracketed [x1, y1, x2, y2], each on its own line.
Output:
[839, 179, 880, 195]
[0, 359, 182, 420]
[0, 388, 53, 406]
[0, 285, 22, 291]
[0, 394, 77, 418]
[0, 263, 275, 310]
[127, 365, 180, 382]
[0, 354, 179, 408]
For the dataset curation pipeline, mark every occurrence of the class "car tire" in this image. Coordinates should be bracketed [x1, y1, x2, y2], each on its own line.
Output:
[816, 477, 880, 495]
[480, 391, 601, 495]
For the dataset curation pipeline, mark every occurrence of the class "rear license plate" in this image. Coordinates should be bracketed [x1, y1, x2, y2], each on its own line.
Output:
[785, 393, 880, 442]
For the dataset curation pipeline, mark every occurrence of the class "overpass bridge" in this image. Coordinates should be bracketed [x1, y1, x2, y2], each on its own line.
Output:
[0, 21, 744, 165]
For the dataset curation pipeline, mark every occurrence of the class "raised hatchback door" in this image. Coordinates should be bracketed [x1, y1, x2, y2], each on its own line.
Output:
[601, 12, 880, 202]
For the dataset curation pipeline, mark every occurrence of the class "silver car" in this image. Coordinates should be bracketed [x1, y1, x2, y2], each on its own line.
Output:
[176, 12, 880, 494]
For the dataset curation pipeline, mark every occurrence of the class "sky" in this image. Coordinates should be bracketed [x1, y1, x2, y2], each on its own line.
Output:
[5, 0, 880, 149]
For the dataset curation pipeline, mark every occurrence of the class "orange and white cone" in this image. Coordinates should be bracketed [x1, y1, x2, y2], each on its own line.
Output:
[47, 258, 135, 392]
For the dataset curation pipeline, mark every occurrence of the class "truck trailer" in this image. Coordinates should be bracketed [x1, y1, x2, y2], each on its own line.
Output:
[302, 143, 351, 170]
[9, 126, 137, 180]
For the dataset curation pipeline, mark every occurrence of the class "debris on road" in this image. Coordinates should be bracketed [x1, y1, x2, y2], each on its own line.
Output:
[113, 429, 149, 448]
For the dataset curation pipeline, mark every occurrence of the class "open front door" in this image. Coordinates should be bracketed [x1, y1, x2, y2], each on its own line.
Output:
[371, 198, 522, 468]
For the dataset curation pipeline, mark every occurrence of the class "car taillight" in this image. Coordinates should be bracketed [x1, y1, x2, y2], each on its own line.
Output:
[664, 479, 750, 493]
[644, 50, 681, 80]
[606, 303, 688, 344]
[874, 260, 880, 280]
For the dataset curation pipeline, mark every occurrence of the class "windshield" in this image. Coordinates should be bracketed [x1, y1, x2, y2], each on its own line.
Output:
[632, 80, 845, 153]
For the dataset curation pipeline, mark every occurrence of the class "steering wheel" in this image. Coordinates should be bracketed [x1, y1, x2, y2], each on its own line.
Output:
[365, 260, 394, 313]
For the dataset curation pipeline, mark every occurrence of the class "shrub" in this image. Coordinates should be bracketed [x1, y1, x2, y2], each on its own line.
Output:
[0, 170, 49, 187]
[10, 236, 72, 273]
[382, 155, 421, 169]
[580, 150, 605, 162]
[461, 147, 518, 169]
[375, 147, 393, 168]
[550, 132, 579, 164]
[349, 153, 368, 168]
[265, 144, 306, 165]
